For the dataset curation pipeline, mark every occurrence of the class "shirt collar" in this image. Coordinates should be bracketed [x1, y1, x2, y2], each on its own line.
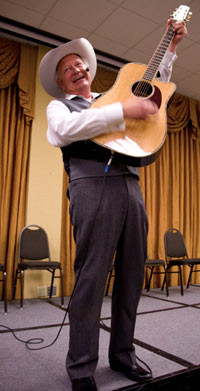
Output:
[64, 92, 100, 102]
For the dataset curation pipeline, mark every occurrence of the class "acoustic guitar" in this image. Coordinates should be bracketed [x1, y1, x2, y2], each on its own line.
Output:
[91, 5, 192, 167]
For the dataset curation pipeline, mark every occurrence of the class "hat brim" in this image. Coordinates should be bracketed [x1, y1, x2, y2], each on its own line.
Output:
[39, 38, 97, 98]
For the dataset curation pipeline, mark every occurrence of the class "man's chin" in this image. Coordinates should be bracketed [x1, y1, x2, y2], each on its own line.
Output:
[73, 82, 90, 96]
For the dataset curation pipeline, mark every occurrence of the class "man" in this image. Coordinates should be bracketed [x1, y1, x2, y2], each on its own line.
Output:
[39, 19, 187, 391]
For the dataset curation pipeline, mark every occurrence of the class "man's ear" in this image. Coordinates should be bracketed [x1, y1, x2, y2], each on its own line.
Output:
[56, 78, 64, 90]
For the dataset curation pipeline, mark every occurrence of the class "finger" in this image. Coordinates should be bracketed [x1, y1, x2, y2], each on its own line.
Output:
[173, 21, 186, 32]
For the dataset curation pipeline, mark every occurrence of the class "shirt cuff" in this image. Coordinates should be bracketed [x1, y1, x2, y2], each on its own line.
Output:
[162, 50, 177, 69]
[102, 102, 125, 132]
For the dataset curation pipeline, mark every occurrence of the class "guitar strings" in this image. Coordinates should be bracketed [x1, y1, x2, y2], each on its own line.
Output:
[133, 23, 175, 98]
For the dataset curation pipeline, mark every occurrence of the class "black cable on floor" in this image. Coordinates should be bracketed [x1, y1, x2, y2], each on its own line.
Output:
[0, 309, 68, 350]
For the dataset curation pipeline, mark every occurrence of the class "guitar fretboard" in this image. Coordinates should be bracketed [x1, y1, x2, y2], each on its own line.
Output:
[143, 22, 175, 82]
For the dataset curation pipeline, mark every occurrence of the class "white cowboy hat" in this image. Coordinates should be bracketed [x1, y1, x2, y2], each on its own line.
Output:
[39, 38, 97, 98]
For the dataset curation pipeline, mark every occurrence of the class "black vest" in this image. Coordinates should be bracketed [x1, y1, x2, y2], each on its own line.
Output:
[58, 96, 139, 182]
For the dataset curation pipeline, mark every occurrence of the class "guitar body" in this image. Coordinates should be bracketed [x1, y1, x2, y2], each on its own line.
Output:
[91, 62, 176, 167]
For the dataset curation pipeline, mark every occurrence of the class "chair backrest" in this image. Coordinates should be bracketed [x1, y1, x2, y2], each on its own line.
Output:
[18, 224, 51, 262]
[0, 264, 5, 272]
[164, 228, 188, 259]
[0, 264, 6, 282]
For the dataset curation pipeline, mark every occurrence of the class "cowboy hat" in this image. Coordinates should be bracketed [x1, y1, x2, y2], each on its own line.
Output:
[39, 38, 97, 98]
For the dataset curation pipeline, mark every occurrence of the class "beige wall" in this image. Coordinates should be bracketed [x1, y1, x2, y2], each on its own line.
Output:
[24, 45, 63, 298]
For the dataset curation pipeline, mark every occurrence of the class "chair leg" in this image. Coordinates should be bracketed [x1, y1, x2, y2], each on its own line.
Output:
[60, 268, 64, 307]
[163, 266, 169, 297]
[161, 273, 166, 291]
[20, 270, 24, 309]
[179, 265, 184, 296]
[49, 270, 55, 299]
[3, 271, 7, 314]
[146, 267, 154, 292]
[12, 269, 18, 300]
[186, 265, 193, 289]
[105, 268, 113, 296]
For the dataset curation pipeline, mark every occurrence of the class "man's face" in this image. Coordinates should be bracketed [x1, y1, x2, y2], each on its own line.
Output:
[56, 54, 91, 97]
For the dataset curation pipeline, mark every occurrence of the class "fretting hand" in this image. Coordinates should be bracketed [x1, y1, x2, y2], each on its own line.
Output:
[168, 19, 187, 53]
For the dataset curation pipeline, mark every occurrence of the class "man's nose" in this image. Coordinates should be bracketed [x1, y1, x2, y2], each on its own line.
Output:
[72, 65, 81, 73]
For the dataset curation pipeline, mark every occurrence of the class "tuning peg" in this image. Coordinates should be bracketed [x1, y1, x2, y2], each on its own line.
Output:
[186, 11, 192, 21]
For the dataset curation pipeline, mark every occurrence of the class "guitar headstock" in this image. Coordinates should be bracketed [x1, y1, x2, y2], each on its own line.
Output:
[171, 5, 192, 22]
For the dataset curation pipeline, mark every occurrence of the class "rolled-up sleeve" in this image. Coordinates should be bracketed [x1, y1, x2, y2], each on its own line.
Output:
[158, 50, 177, 82]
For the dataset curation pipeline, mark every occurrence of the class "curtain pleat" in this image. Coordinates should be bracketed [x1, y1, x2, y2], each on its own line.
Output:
[0, 38, 19, 88]
[60, 170, 76, 296]
[140, 126, 200, 288]
[18, 43, 38, 119]
[0, 37, 37, 299]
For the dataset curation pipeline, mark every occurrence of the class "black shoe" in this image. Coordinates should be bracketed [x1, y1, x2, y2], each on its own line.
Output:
[72, 376, 97, 391]
[110, 361, 152, 382]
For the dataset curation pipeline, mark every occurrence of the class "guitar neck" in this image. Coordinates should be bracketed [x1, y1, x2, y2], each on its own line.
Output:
[143, 22, 175, 82]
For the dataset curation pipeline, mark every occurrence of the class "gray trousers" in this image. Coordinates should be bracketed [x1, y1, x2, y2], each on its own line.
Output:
[66, 175, 148, 379]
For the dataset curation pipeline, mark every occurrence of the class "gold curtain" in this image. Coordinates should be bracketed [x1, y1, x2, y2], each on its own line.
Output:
[0, 37, 38, 299]
[140, 92, 200, 288]
[60, 66, 200, 295]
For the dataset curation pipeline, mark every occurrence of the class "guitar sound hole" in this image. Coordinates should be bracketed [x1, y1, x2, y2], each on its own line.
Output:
[132, 81, 153, 98]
